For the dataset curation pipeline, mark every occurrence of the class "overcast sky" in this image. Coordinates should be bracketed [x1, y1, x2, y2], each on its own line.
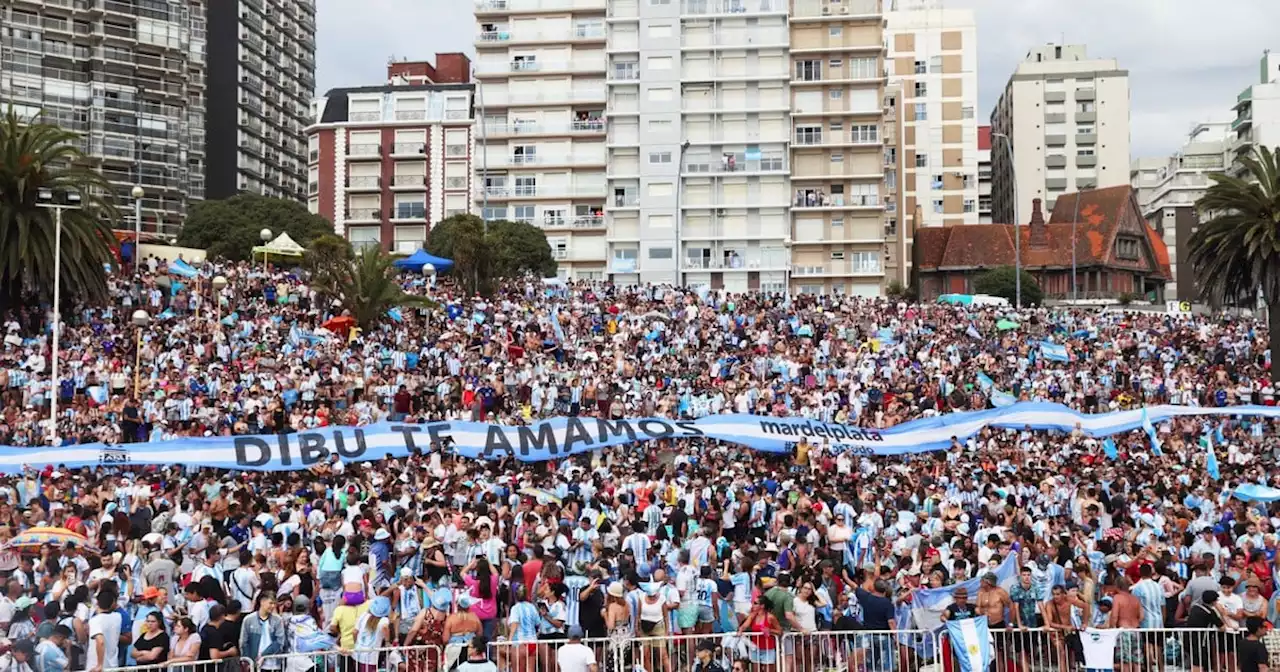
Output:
[316, 0, 1280, 159]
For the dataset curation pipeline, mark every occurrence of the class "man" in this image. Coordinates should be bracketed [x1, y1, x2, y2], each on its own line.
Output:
[1045, 585, 1087, 671]
[35, 624, 71, 672]
[238, 593, 285, 669]
[1108, 577, 1144, 672]
[692, 641, 727, 672]
[555, 626, 598, 672]
[975, 572, 1014, 670]
[941, 586, 975, 621]
[392, 568, 426, 644]
[455, 635, 498, 672]
[141, 545, 177, 598]
[85, 592, 122, 672]
[199, 603, 240, 670]
[228, 550, 259, 613]
[1239, 617, 1270, 672]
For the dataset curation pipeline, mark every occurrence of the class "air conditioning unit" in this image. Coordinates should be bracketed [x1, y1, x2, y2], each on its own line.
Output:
[840, 6, 849, 13]
[822, 6, 831, 13]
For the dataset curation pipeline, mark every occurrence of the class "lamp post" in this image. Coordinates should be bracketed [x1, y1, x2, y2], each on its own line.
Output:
[422, 263, 436, 290]
[131, 310, 150, 398]
[990, 132, 1021, 308]
[212, 275, 227, 321]
[260, 228, 272, 271]
[35, 187, 82, 447]
[675, 140, 691, 287]
[131, 185, 144, 269]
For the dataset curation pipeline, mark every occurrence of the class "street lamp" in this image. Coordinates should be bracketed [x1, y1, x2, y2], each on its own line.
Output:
[990, 132, 1021, 308]
[260, 228, 272, 271]
[35, 187, 82, 447]
[130, 185, 144, 269]
[131, 309, 150, 397]
[422, 262, 436, 289]
[212, 275, 227, 321]
[675, 140, 691, 287]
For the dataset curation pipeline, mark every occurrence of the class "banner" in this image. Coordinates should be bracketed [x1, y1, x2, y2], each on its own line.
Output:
[4, 402, 1280, 473]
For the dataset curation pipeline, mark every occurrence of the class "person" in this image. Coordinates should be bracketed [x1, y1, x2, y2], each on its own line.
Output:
[1239, 616, 1270, 672]
[453, 635, 497, 672]
[737, 596, 780, 672]
[1186, 590, 1226, 672]
[463, 557, 499, 641]
[442, 595, 483, 670]
[328, 591, 370, 652]
[692, 641, 728, 672]
[198, 603, 239, 671]
[352, 596, 391, 672]
[555, 626, 597, 672]
[239, 593, 286, 669]
[406, 589, 450, 672]
[0, 640, 34, 672]
[35, 625, 71, 672]
[167, 617, 201, 666]
[1108, 577, 1144, 672]
[85, 591, 121, 672]
[130, 611, 170, 665]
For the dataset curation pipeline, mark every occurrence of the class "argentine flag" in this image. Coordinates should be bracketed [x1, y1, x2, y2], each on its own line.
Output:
[168, 258, 199, 279]
[945, 615, 993, 672]
[1102, 438, 1118, 460]
[1039, 340, 1070, 362]
[1203, 433, 1220, 480]
[1141, 407, 1163, 456]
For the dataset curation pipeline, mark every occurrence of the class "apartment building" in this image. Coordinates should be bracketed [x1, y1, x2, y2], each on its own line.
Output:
[1131, 122, 1231, 302]
[205, 0, 316, 202]
[474, 0, 608, 280]
[977, 125, 992, 222]
[0, 0, 207, 237]
[990, 44, 1131, 226]
[789, 0, 890, 297]
[884, 0, 978, 229]
[306, 56, 475, 253]
[1230, 50, 1280, 176]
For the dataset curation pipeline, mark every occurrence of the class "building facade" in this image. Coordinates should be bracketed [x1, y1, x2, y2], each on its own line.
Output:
[1, 0, 207, 237]
[474, 0, 608, 280]
[306, 57, 475, 253]
[1131, 122, 1231, 302]
[1230, 50, 1280, 176]
[989, 44, 1130, 227]
[884, 0, 979, 229]
[205, 0, 315, 202]
[977, 124, 992, 222]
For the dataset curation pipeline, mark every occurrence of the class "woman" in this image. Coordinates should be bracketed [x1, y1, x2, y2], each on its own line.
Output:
[603, 582, 632, 672]
[341, 549, 368, 607]
[1242, 578, 1268, 619]
[352, 596, 391, 672]
[405, 589, 451, 672]
[6, 597, 36, 641]
[637, 582, 676, 672]
[792, 580, 827, 668]
[463, 557, 500, 640]
[49, 565, 80, 605]
[442, 595, 483, 670]
[738, 596, 781, 672]
[132, 611, 170, 664]
[500, 544, 524, 610]
[167, 617, 202, 665]
[1185, 590, 1226, 672]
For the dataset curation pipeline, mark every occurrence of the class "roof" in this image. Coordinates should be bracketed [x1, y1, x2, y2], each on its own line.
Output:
[914, 186, 1171, 279]
[317, 82, 474, 124]
[978, 126, 992, 152]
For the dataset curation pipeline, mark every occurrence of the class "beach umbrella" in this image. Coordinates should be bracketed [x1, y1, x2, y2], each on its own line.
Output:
[518, 487, 562, 505]
[4, 527, 95, 552]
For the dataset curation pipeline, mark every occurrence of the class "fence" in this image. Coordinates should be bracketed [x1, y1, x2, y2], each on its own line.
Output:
[106, 627, 1267, 672]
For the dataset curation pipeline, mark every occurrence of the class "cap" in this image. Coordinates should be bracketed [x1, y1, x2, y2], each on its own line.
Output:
[567, 626, 585, 639]
[374, 529, 391, 541]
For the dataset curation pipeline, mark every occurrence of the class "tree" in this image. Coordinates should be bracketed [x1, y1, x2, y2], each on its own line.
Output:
[426, 214, 557, 295]
[974, 265, 1044, 306]
[309, 246, 434, 329]
[0, 108, 120, 311]
[1187, 145, 1280, 383]
[177, 193, 333, 261]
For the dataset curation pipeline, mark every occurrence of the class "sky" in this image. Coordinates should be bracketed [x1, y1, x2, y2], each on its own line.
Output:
[316, 0, 1280, 159]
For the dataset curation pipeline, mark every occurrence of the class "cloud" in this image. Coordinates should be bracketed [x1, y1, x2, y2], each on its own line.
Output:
[316, 0, 1280, 158]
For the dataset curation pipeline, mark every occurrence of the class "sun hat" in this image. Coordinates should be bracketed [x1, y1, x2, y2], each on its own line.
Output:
[607, 583, 625, 598]
[368, 596, 391, 618]
[457, 594, 478, 610]
[431, 588, 453, 611]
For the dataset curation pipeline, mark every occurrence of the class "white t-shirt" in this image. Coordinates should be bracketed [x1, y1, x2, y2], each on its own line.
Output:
[230, 567, 259, 613]
[555, 642, 597, 672]
[87, 611, 123, 672]
[1080, 629, 1119, 671]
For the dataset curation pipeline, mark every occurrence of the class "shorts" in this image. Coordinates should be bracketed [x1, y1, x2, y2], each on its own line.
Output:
[1117, 631, 1143, 664]
[750, 648, 778, 665]
[678, 601, 699, 629]
[697, 606, 715, 624]
[734, 601, 752, 617]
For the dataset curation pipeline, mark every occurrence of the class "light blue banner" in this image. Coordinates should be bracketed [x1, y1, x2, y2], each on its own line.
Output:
[5, 402, 1279, 473]
[1234, 484, 1280, 502]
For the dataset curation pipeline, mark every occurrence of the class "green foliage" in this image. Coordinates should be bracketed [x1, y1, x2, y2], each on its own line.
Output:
[1188, 145, 1280, 382]
[305, 233, 353, 273]
[426, 214, 557, 295]
[1117, 292, 1136, 306]
[0, 107, 120, 309]
[177, 194, 333, 261]
[309, 246, 435, 329]
[885, 279, 917, 301]
[973, 265, 1044, 306]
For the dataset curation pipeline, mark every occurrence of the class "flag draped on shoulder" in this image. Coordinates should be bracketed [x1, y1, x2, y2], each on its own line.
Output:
[945, 615, 993, 672]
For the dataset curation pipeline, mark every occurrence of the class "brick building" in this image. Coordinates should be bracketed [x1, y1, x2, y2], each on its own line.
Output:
[306, 55, 475, 253]
[914, 185, 1170, 301]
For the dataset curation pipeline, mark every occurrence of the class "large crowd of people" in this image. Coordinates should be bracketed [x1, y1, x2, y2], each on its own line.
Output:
[0, 254, 1274, 672]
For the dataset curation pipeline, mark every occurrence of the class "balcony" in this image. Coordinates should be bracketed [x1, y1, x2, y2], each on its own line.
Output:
[475, 59, 606, 76]
[610, 193, 640, 207]
[1236, 86, 1253, 109]
[477, 30, 512, 43]
[684, 64, 790, 83]
[792, 262, 882, 276]
[680, 27, 789, 50]
[479, 185, 607, 199]
[552, 248, 570, 260]
[1076, 155, 1097, 168]
[391, 142, 425, 155]
[542, 214, 605, 229]
[793, 193, 882, 209]
[475, 0, 607, 14]
[391, 207, 427, 222]
[483, 120, 605, 136]
[392, 174, 426, 188]
[395, 109, 428, 121]
[683, 156, 788, 175]
[485, 89, 607, 106]
[346, 208, 382, 222]
[1044, 91, 1066, 103]
[681, 0, 787, 15]
[791, 0, 881, 19]
[608, 65, 639, 82]
[1075, 88, 1096, 101]
[347, 144, 382, 158]
[349, 111, 381, 122]
[346, 176, 381, 190]
[793, 132, 881, 147]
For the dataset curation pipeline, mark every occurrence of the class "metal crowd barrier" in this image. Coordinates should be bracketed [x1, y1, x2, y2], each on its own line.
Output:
[782, 629, 940, 672]
[258, 644, 443, 672]
[488, 632, 783, 672]
[106, 659, 256, 672]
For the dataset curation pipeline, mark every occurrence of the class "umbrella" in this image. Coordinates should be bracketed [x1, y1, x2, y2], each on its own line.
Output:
[322, 315, 356, 334]
[996, 319, 1019, 331]
[518, 487, 562, 505]
[4, 527, 95, 552]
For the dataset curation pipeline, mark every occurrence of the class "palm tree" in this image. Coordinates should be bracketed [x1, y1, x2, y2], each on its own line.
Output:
[1187, 145, 1280, 383]
[310, 246, 435, 328]
[0, 108, 119, 311]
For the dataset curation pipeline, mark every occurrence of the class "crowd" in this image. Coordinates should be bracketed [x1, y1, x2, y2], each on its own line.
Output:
[0, 254, 1272, 672]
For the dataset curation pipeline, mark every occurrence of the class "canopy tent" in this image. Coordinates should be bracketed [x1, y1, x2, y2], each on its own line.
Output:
[393, 249, 454, 271]
[252, 232, 306, 258]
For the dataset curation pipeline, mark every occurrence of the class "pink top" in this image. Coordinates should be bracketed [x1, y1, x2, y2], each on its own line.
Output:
[464, 574, 500, 620]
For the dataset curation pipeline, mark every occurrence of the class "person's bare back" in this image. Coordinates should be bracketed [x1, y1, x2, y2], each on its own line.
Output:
[1111, 591, 1142, 628]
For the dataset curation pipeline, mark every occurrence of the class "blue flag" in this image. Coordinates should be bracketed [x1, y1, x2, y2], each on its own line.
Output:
[168, 259, 199, 279]
[387, 307, 404, 323]
[1102, 438, 1118, 460]
[1203, 434, 1220, 480]
[1039, 341, 1069, 362]
[945, 615, 993, 672]
[966, 324, 981, 339]
[1141, 407, 1163, 456]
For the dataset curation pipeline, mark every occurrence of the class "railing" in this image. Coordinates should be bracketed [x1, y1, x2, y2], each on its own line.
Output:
[347, 143, 381, 156]
[542, 214, 604, 228]
[261, 645, 443, 672]
[392, 142, 424, 154]
[348, 176, 381, 188]
[105, 659, 255, 672]
[346, 208, 381, 220]
[792, 0, 882, 18]
[682, 0, 787, 14]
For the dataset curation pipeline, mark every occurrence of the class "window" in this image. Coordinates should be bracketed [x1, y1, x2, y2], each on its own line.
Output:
[648, 151, 672, 164]
[828, 58, 842, 69]
[963, 199, 976, 213]
[830, 89, 843, 99]
[648, 87, 673, 101]
[913, 61, 926, 74]
[796, 125, 823, 145]
[1115, 238, 1141, 260]
[829, 26, 842, 37]
[1077, 124, 1096, 134]
[932, 199, 944, 213]
[514, 176, 536, 196]
[648, 247, 673, 259]
[1078, 101, 1095, 113]
[796, 59, 821, 81]
[851, 251, 881, 273]
[885, 218, 897, 236]
[830, 153, 843, 163]
[348, 227, 380, 252]
[831, 216, 844, 228]
[930, 56, 942, 73]
[914, 103, 927, 120]
[648, 214, 673, 228]
[851, 124, 878, 143]
[1077, 148, 1095, 157]
[962, 106, 974, 119]
[931, 174, 943, 190]
[829, 121, 843, 130]
[915, 154, 928, 168]
[914, 81, 927, 97]
[647, 56, 673, 70]
[513, 204, 535, 222]
[831, 251, 845, 260]
[649, 24, 673, 38]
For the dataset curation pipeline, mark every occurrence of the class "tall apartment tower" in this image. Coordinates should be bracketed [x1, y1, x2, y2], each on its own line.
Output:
[989, 43, 1130, 226]
[0, 0, 207, 237]
[789, 0, 891, 297]
[205, 0, 316, 202]
[1229, 50, 1280, 176]
[473, 0, 608, 280]
[884, 0, 978, 229]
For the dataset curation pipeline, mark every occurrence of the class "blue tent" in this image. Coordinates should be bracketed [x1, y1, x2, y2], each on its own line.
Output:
[393, 249, 454, 271]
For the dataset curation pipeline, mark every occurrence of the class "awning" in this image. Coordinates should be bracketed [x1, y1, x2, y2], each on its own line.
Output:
[252, 232, 306, 258]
